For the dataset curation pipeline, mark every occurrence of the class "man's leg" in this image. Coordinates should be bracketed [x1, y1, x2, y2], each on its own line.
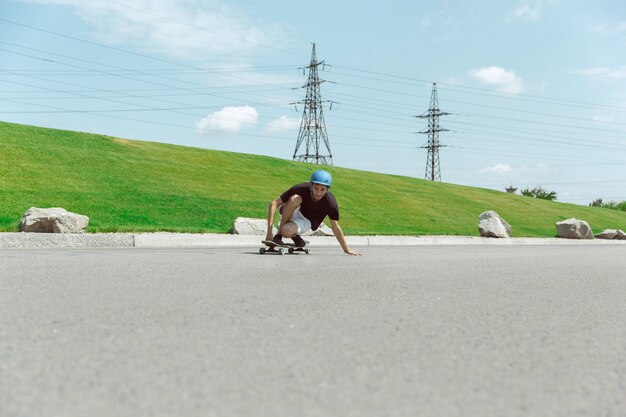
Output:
[278, 194, 302, 238]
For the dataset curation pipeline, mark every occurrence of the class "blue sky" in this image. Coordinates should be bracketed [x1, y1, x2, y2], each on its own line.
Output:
[1, 0, 625, 205]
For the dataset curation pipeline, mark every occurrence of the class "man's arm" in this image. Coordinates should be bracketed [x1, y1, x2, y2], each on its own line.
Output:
[330, 219, 361, 256]
[266, 197, 283, 241]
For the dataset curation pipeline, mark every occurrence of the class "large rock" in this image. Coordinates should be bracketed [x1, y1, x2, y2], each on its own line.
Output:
[594, 229, 618, 240]
[232, 217, 276, 235]
[555, 218, 594, 239]
[478, 211, 511, 238]
[20, 207, 89, 234]
[232, 217, 334, 236]
[616, 230, 626, 240]
[304, 222, 334, 237]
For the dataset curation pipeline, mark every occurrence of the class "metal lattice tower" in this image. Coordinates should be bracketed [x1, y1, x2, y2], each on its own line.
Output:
[415, 83, 451, 181]
[292, 43, 333, 165]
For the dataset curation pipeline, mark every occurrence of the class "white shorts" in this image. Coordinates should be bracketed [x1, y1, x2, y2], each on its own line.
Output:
[280, 207, 312, 235]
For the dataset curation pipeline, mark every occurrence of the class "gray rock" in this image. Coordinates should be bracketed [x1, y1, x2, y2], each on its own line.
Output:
[616, 230, 626, 240]
[20, 207, 89, 234]
[555, 218, 594, 239]
[232, 217, 276, 235]
[594, 229, 618, 240]
[304, 222, 334, 237]
[478, 211, 511, 238]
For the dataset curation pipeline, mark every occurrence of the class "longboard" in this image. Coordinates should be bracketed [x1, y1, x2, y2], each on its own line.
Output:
[260, 240, 311, 255]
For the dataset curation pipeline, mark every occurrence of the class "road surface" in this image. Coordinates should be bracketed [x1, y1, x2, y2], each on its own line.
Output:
[1, 245, 625, 416]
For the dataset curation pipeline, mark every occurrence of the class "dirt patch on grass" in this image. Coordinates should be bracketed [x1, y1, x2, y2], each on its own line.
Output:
[112, 137, 141, 147]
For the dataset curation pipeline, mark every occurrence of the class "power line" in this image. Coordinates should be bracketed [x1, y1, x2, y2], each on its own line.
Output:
[446, 119, 626, 145]
[446, 146, 625, 165]
[0, 18, 299, 90]
[2, 16, 625, 186]
[330, 64, 626, 114]
[0, 43, 296, 101]
[2, 67, 620, 158]
[2, 27, 620, 148]
[326, 82, 626, 137]
[102, 0, 303, 58]
[5, 14, 625, 121]
[3, 74, 623, 160]
[0, 96, 303, 142]
[449, 127, 626, 153]
[0, 71, 220, 119]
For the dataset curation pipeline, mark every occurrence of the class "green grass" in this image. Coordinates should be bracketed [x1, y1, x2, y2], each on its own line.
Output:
[2, 120, 626, 236]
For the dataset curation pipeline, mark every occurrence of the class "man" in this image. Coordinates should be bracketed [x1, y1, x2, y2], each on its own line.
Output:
[266, 170, 361, 256]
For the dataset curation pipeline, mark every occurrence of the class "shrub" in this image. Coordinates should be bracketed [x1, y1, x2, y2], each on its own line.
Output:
[521, 186, 558, 201]
[589, 198, 626, 211]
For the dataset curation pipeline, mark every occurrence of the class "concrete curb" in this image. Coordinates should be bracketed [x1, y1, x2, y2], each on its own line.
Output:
[0, 233, 135, 248]
[1, 232, 626, 249]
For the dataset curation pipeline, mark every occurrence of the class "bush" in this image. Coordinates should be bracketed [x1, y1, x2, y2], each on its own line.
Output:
[589, 198, 626, 211]
[521, 186, 557, 201]
[590, 198, 604, 207]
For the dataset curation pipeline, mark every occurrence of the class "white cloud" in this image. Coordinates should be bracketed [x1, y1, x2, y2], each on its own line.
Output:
[16, 0, 283, 60]
[196, 106, 258, 135]
[507, 0, 557, 22]
[578, 66, 626, 80]
[593, 114, 615, 125]
[198, 62, 300, 88]
[509, 1, 542, 21]
[521, 163, 549, 173]
[578, 67, 611, 77]
[469, 66, 525, 94]
[420, 15, 432, 27]
[419, 11, 459, 29]
[443, 76, 464, 87]
[591, 21, 626, 36]
[480, 164, 513, 175]
[266, 116, 300, 132]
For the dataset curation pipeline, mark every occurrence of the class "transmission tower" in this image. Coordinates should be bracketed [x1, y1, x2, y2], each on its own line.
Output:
[415, 83, 451, 181]
[292, 43, 333, 165]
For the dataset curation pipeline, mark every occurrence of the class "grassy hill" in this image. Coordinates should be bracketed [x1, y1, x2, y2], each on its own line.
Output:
[1, 120, 625, 236]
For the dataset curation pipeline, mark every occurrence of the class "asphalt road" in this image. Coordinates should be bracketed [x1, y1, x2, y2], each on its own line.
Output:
[1, 245, 625, 417]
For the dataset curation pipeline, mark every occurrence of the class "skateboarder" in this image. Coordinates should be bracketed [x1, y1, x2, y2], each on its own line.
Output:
[266, 170, 361, 256]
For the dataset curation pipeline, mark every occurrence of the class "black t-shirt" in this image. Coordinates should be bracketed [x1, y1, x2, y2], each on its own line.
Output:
[280, 182, 339, 231]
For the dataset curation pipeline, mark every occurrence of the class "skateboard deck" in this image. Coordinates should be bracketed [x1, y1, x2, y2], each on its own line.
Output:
[260, 240, 311, 255]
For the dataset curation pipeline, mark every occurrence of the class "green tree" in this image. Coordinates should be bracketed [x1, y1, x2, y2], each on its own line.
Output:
[521, 186, 558, 201]
[589, 198, 604, 207]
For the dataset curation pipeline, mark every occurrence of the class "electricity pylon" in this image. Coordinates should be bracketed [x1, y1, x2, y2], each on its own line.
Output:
[292, 43, 333, 165]
[415, 83, 450, 181]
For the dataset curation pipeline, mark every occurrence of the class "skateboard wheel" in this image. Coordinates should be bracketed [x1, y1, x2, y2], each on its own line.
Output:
[278, 248, 286, 255]
[305, 248, 311, 254]
[259, 247, 266, 254]
[288, 248, 294, 254]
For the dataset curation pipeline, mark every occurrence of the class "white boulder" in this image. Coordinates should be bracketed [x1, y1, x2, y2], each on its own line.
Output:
[232, 217, 334, 236]
[555, 218, 594, 239]
[232, 217, 276, 235]
[304, 222, 334, 237]
[478, 211, 511, 238]
[20, 207, 89, 234]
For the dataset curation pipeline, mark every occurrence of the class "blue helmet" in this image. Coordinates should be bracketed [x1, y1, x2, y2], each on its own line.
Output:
[310, 170, 332, 187]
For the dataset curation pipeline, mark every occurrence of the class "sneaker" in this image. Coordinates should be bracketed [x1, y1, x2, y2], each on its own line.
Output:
[272, 234, 284, 245]
[291, 235, 306, 248]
